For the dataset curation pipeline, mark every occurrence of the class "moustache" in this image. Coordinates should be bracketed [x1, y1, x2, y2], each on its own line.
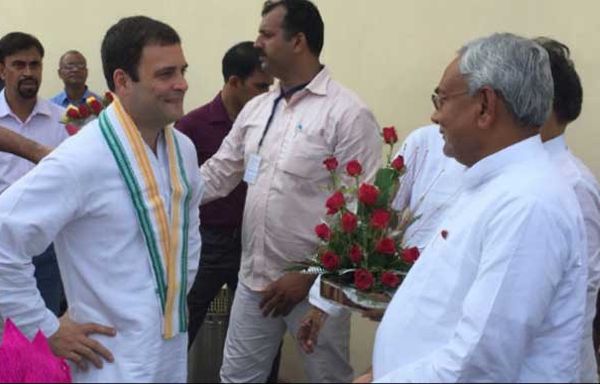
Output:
[18, 77, 39, 87]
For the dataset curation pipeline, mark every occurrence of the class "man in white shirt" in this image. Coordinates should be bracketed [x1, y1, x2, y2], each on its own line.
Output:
[0, 16, 202, 382]
[536, 37, 600, 383]
[0, 32, 69, 316]
[369, 33, 587, 382]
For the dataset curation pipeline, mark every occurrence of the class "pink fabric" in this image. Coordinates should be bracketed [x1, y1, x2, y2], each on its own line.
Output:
[0, 318, 71, 383]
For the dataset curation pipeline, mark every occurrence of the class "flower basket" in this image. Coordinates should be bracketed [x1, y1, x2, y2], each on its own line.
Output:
[320, 273, 405, 310]
[290, 126, 420, 311]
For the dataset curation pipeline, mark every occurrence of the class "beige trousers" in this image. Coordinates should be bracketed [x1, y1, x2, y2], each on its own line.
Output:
[220, 281, 353, 383]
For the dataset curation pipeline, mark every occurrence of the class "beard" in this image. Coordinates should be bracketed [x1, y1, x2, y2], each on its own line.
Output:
[17, 78, 39, 99]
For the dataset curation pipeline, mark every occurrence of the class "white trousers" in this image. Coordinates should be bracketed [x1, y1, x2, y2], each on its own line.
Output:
[220, 282, 353, 383]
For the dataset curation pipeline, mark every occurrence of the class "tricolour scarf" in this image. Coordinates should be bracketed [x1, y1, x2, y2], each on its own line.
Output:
[98, 97, 191, 339]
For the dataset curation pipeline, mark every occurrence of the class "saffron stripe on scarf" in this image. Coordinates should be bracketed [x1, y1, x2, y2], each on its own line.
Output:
[164, 128, 182, 335]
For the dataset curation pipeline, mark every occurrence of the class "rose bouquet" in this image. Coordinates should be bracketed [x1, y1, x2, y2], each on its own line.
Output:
[293, 126, 420, 310]
[60, 92, 114, 135]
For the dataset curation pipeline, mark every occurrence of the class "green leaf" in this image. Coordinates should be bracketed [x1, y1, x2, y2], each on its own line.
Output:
[374, 168, 399, 207]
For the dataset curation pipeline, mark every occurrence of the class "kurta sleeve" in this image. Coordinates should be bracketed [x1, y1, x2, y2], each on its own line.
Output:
[186, 157, 203, 293]
[0, 154, 82, 339]
[199, 107, 248, 205]
[376, 199, 586, 383]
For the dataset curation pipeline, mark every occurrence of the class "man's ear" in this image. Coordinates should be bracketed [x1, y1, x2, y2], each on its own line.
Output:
[0, 62, 5, 81]
[227, 75, 242, 89]
[113, 69, 129, 93]
[292, 32, 306, 54]
[477, 86, 497, 129]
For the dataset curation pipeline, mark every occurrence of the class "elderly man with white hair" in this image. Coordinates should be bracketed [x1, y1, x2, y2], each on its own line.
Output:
[366, 33, 588, 383]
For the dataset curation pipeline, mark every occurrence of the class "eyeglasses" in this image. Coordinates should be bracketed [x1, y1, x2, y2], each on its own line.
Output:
[431, 90, 469, 111]
[61, 63, 86, 71]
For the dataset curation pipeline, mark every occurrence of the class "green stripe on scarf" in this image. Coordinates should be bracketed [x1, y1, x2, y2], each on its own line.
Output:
[173, 134, 191, 332]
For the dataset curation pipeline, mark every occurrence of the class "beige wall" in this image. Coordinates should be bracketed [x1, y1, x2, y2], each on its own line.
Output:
[1, 1, 599, 179]
[1, 0, 599, 177]
[2, 0, 599, 381]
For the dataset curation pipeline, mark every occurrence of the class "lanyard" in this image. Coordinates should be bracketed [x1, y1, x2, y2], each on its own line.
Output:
[257, 82, 309, 150]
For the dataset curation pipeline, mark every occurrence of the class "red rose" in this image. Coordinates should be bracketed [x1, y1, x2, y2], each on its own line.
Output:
[345, 160, 362, 177]
[375, 237, 396, 254]
[104, 91, 114, 103]
[358, 183, 379, 206]
[66, 106, 80, 119]
[323, 156, 338, 171]
[391, 155, 405, 172]
[78, 104, 91, 119]
[370, 209, 391, 230]
[341, 212, 358, 233]
[382, 126, 398, 144]
[380, 271, 401, 288]
[87, 98, 103, 115]
[315, 223, 331, 240]
[325, 191, 345, 215]
[354, 269, 374, 291]
[65, 124, 79, 136]
[402, 246, 420, 263]
[321, 250, 341, 271]
[349, 244, 362, 264]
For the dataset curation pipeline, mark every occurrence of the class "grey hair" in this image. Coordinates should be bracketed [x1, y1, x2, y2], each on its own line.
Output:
[458, 33, 553, 128]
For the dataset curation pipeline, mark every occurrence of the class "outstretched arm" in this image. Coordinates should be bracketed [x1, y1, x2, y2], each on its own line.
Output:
[0, 125, 52, 164]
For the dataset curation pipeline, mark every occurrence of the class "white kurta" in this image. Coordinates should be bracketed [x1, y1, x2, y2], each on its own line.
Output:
[373, 136, 588, 382]
[0, 119, 202, 382]
[544, 134, 600, 383]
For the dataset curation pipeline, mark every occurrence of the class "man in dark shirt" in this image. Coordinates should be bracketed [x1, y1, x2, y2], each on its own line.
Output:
[176, 41, 273, 347]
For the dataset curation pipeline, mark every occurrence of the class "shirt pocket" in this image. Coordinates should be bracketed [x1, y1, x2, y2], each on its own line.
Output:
[278, 130, 331, 180]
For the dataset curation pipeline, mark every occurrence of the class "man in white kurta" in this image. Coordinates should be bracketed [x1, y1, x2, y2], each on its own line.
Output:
[373, 135, 587, 382]
[0, 17, 201, 382]
[536, 36, 600, 383]
[372, 33, 587, 382]
[0, 109, 201, 381]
